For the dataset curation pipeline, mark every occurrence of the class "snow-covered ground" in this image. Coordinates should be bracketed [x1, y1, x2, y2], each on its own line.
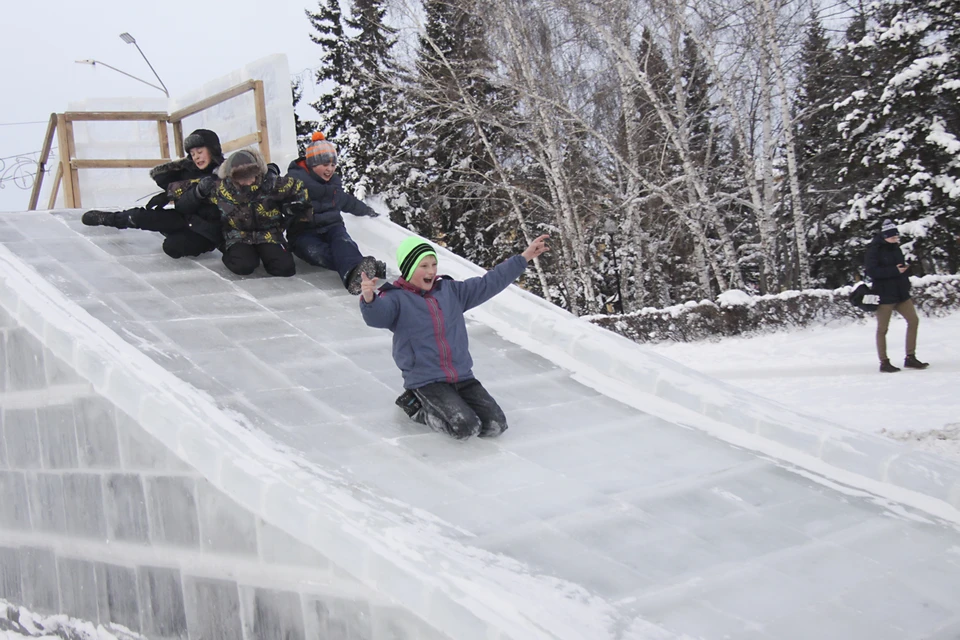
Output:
[0, 600, 141, 640]
[647, 311, 960, 460]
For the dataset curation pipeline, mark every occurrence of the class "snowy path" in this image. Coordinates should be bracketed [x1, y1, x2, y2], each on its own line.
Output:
[647, 313, 960, 459]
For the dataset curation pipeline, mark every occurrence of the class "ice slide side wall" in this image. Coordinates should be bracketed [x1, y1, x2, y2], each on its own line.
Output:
[0, 263, 449, 638]
[345, 217, 960, 520]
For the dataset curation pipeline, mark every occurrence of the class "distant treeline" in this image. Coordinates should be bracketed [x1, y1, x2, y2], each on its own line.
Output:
[295, 0, 960, 317]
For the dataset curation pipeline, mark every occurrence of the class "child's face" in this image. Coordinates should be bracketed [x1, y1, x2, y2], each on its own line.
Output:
[235, 174, 260, 187]
[190, 147, 213, 170]
[409, 256, 438, 291]
[311, 161, 337, 182]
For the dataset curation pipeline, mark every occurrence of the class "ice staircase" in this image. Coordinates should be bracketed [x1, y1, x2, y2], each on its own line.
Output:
[2, 209, 960, 640]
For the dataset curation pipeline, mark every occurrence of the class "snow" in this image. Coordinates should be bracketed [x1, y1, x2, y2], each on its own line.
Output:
[0, 600, 141, 640]
[886, 53, 950, 91]
[715, 289, 754, 307]
[645, 312, 960, 460]
[927, 116, 960, 155]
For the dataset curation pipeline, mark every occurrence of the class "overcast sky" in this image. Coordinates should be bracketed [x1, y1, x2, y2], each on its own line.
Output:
[0, 0, 336, 212]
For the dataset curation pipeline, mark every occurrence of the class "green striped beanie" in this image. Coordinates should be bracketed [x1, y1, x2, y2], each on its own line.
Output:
[396, 236, 438, 281]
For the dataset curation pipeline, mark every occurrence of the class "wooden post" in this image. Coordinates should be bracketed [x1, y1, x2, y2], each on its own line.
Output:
[47, 164, 63, 210]
[28, 113, 58, 210]
[253, 80, 271, 163]
[172, 121, 184, 158]
[71, 159, 170, 169]
[168, 81, 256, 122]
[64, 112, 169, 122]
[55, 114, 77, 208]
[63, 118, 81, 208]
[221, 133, 262, 155]
[27, 83, 273, 210]
[158, 120, 170, 159]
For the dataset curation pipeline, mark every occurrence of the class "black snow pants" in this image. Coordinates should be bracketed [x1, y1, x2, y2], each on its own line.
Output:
[128, 208, 218, 259]
[222, 242, 296, 277]
[412, 378, 507, 440]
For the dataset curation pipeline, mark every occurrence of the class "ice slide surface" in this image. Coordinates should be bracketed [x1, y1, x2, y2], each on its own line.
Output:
[1, 209, 960, 640]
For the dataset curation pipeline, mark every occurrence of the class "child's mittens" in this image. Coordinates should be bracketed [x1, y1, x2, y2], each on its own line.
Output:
[196, 176, 217, 198]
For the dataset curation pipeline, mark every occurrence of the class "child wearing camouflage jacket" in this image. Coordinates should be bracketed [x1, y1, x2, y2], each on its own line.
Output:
[178, 149, 310, 277]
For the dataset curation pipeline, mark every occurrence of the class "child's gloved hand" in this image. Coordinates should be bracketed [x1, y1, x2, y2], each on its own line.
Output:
[196, 176, 218, 198]
[145, 192, 170, 210]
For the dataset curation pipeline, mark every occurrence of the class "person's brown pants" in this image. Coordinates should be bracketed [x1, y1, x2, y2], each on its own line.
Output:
[876, 299, 919, 361]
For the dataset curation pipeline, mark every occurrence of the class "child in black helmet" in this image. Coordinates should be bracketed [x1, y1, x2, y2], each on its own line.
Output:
[81, 129, 225, 259]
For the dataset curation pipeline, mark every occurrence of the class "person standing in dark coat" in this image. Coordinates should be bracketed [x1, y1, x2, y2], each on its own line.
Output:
[285, 132, 385, 295]
[81, 129, 225, 259]
[864, 219, 929, 373]
[180, 148, 309, 277]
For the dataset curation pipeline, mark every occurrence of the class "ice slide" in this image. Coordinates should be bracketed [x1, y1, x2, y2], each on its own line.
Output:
[1, 209, 960, 640]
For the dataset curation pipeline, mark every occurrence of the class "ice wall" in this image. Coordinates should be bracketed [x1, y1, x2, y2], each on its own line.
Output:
[0, 288, 449, 639]
[169, 54, 298, 171]
[40, 55, 296, 211]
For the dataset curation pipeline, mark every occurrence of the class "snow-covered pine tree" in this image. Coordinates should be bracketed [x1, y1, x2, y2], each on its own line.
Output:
[292, 78, 319, 157]
[836, 0, 960, 274]
[794, 11, 850, 287]
[407, 0, 517, 269]
[677, 32, 745, 299]
[305, 0, 406, 216]
[339, 0, 403, 200]
[628, 27, 688, 305]
[306, 0, 349, 140]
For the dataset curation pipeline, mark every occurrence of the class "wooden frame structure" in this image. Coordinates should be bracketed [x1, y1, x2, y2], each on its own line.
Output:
[28, 79, 270, 210]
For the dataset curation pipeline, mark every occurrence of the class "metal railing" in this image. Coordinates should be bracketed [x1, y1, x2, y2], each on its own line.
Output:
[28, 79, 271, 210]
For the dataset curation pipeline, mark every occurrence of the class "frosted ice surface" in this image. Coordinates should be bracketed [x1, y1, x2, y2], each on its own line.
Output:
[4, 208, 960, 640]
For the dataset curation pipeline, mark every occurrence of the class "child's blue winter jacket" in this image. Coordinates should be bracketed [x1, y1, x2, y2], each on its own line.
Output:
[360, 255, 528, 389]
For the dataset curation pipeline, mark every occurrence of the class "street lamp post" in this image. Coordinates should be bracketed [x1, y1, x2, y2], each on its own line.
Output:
[75, 59, 168, 95]
[119, 33, 169, 98]
[603, 218, 624, 314]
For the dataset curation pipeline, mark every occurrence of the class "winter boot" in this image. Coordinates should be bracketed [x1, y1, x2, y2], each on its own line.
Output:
[879, 359, 901, 373]
[346, 256, 381, 295]
[395, 389, 422, 419]
[903, 354, 929, 369]
[81, 210, 133, 229]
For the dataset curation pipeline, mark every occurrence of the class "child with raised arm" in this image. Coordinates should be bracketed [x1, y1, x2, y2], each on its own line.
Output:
[359, 234, 549, 439]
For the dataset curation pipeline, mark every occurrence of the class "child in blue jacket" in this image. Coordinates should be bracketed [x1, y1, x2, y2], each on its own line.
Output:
[285, 132, 385, 294]
[359, 234, 550, 439]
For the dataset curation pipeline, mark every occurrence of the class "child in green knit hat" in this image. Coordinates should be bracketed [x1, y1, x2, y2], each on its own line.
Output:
[359, 234, 550, 439]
